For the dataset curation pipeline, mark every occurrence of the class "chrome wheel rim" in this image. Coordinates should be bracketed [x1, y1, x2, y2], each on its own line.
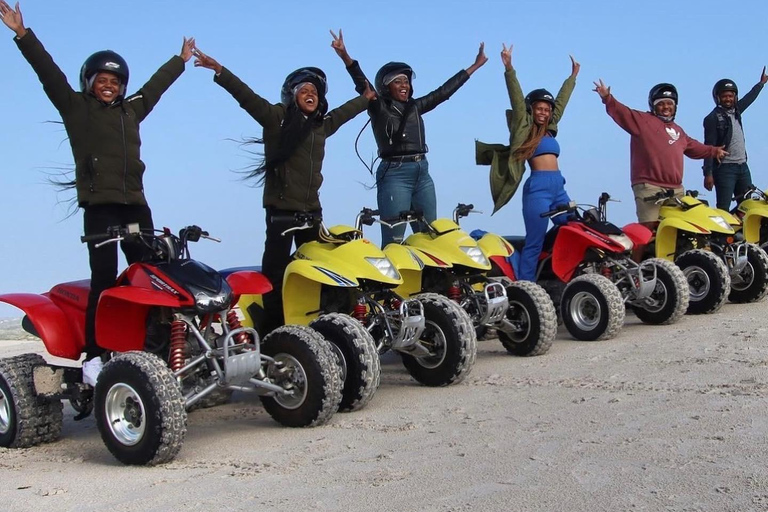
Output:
[329, 342, 348, 383]
[644, 279, 669, 313]
[415, 320, 448, 369]
[272, 354, 308, 410]
[0, 383, 11, 435]
[683, 266, 711, 301]
[105, 383, 146, 446]
[506, 300, 532, 343]
[732, 262, 755, 291]
[569, 291, 601, 331]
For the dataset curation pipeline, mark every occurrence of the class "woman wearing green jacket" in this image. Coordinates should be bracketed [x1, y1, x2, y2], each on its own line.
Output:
[476, 44, 578, 281]
[193, 48, 374, 332]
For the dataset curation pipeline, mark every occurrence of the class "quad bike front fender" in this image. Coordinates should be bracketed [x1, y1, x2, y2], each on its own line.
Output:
[0, 293, 83, 360]
[622, 223, 654, 247]
[551, 224, 624, 282]
[282, 260, 358, 326]
[226, 270, 273, 297]
[741, 206, 768, 244]
[477, 233, 514, 259]
[384, 245, 425, 299]
[656, 218, 710, 260]
[96, 287, 183, 353]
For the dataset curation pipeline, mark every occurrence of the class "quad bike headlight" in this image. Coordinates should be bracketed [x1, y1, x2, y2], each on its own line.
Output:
[709, 216, 732, 231]
[365, 256, 401, 280]
[460, 246, 489, 266]
[608, 233, 634, 251]
[190, 282, 234, 314]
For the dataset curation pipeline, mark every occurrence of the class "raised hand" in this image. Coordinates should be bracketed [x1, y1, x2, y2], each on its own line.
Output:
[0, 1, 26, 37]
[761, 66, 767, 85]
[593, 78, 611, 99]
[330, 28, 353, 65]
[179, 36, 195, 62]
[570, 55, 580, 78]
[467, 42, 488, 75]
[192, 47, 222, 74]
[501, 43, 513, 70]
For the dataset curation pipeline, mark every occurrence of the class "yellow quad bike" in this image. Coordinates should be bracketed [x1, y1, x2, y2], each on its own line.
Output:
[632, 189, 748, 314]
[732, 185, 768, 257]
[376, 204, 556, 357]
[237, 211, 476, 410]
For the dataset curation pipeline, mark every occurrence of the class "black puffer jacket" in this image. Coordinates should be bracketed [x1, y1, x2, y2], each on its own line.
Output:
[214, 67, 368, 211]
[15, 29, 185, 206]
[345, 60, 469, 159]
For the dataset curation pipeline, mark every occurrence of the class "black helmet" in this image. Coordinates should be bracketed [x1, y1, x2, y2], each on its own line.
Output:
[712, 78, 738, 105]
[280, 67, 328, 115]
[525, 88, 555, 113]
[648, 83, 678, 110]
[79, 50, 129, 96]
[374, 62, 414, 98]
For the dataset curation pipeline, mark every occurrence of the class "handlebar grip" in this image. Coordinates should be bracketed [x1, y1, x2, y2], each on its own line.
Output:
[80, 233, 110, 243]
[539, 202, 572, 218]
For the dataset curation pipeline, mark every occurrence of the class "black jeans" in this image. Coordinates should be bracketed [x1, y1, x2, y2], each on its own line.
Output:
[83, 204, 154, 359]
[261, 207, 320, 333]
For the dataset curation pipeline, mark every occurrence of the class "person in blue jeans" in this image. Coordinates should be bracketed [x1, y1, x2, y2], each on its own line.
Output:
[330, 29, 487, 245]
[702, 70, 767, 210]
[501, 44, 579, 281]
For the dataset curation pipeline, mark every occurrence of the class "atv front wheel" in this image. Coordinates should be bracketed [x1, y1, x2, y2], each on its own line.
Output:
[0, 354, 63, 448]
[260, 325, 342, 427]
[728, 243, 768, 303]
[632, 258, 689, 325]
[675, 249, 730, 314]
[310, 313, 380, 412]
[95, 351, 187, 466]
[401, 293, 476, 386]
[561, 274, 625, 341]
[497, 280, 557, 356]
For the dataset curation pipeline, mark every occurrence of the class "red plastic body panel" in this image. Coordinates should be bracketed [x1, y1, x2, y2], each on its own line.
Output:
[622, 222, 654, 247]
[226, 270, 273, 296]
[551, 223, 625, 282]
[0, 293, 83, 360]
[490, 255, 516, 280]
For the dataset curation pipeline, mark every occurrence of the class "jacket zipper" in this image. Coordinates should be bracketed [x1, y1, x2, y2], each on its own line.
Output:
[120, 110, 127, 204]
[306, 131, 315, 206]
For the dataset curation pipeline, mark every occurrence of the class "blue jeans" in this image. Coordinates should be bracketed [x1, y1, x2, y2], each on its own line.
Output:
[519, 171, 571, 281]
[713, 162, 752, 211]
[376, 158, 436, 246]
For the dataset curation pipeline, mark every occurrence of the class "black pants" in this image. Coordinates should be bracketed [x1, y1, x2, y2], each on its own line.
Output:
[83, 204, 154, 359]
[261, 207, 320, 332]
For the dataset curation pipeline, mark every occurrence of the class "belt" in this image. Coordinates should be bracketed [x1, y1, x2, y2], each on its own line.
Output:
[383, 154, 425, 163]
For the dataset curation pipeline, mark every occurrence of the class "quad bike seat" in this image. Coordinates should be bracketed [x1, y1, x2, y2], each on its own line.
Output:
[503, 227, 560, 253]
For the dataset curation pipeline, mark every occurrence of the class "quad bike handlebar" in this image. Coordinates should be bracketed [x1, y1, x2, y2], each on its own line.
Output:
[540, 201, 578, 219]
[81, 224, 219, 260]
[452, 203, 482, 224]
[734, 184, 767, 203]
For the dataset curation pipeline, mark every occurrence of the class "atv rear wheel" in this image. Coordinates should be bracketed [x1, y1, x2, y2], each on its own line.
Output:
[401, 293, 476, 386]
[675, 249, 730, 314]
[310, 313, 380, 412]
[497, 281, 557, 356]
[632, 258, 689, 325]
[728, 243, 768, 303]
[0, 354, 63, 448]
[561, 274, 625, 341]
[260, 325, 342, 427]
[95, 351, 187, 465]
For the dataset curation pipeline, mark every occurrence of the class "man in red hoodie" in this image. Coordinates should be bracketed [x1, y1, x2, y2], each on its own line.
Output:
[593, 80, 727, 227]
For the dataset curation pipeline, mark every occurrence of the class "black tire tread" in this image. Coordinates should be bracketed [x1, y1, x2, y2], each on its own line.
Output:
[498, 280, 557, 356]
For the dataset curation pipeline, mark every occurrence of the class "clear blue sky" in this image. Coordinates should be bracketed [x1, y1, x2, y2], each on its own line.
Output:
[1, 0, 767, 318]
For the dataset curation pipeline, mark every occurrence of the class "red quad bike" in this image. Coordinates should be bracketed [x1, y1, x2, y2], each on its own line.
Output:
[501, 193, 688, 341]
[0, 224, 341, 466]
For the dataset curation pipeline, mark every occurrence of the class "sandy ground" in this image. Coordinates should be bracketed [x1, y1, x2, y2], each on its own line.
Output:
[1, 302, 768, 512]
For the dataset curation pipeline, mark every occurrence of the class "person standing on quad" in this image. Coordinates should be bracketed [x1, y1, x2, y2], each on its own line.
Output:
[0, 1, 195, 386]
[703, 70, 767, 210]
[475, 44, 579, 282]
[330, 29, 488, 247]
[192, 47, 375, 333]
[593, 79, 727, 227]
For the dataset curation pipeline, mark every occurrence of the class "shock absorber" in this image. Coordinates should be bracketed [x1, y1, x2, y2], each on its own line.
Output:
[448, 283, 461, 303]
[353, 299, 367, 322]
[227, 310, 251, 344]
[169, 319, 187, 372]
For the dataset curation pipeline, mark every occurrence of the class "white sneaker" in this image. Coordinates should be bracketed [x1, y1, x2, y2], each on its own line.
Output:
[82, 358, 103, 387]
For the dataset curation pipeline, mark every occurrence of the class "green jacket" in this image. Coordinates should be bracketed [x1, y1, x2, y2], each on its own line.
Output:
[214, 68, 368, 212]
[15, 29, 185, 207]
[476, 68, 576, 213]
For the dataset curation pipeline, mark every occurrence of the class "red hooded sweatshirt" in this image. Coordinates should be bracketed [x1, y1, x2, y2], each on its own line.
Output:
[604, 95, 720, 188]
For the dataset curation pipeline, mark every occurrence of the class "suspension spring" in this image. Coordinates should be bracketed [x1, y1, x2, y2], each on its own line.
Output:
[169, 320, 187, 372]
[227, 310, 251, 344]
[353, 301, 367, 322]
[448, 285, 461, 303]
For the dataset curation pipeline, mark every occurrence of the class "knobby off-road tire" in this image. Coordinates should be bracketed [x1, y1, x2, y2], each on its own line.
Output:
[310, 313, 380, 412]
[632, 258, 689, 325]
[95, 351, 187, 466]
[0, 354, 63, 448]
[728, 243, 768, 304]
[401, 293, 476, 387]
[260, 325, 342, 427]
[561, 274, 625, 341]
[498, 280, 557, 356]
[676, 249, 730, 315]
